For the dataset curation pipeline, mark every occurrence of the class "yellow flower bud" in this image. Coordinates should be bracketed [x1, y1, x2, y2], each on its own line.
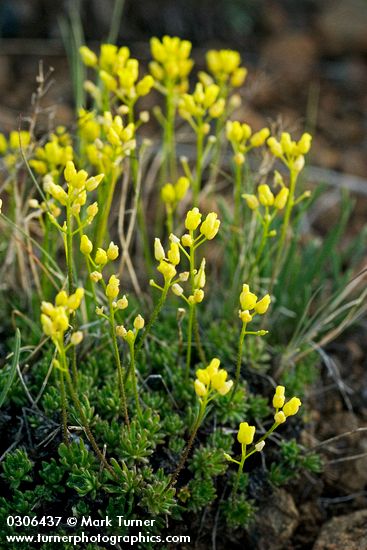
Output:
[136, 75, 154, 96]
[64, 160, 77, 182]
[181, 234, 193, 247]
[161, 183, 176, 204]
[226, 121, 243, 143]
[239, 310, 253, 323]
[267, 137, 283, 158]
[55, 291, 68, 306]
[293, 155, 305, 173]
[250, 128, 270, 147]
[86, 202, 98, 223]
[194, 258, 206, 288]
[80, 235, 93, 256]
[124, 329, 135, 345]
[209, 98, 225, 118]
[217, 380, 233, 395]
[185, 207, 202, 231]
[157, 261, 176, 282]
[67, 288, 84, 311]
[200, 212, 220, 240]
[274, 187, 289, 210]
[107, 241, 119, 261]
[234, 153, 245, 166]
[174, 176, 190, 200]
[254, 294, 271, 315]
[116, 295, 128, 309]
[79, 46, 98, 67]
[274, 411, 286, 424]
[280, 132, 293, 155]
[207, 358, 220, 377]
[116, 325, 127, 338]
[211, 369, 227, 390]
[194, 289, 204, 303]
[106, 274, 120, 299]
[95, 248, 108, 265]
[90, 271, 102, 283]
[258, 184, 274, 207]
[194, 379, 207, 397]
[85, 173, 104, 192]
[179, 271, 189, 282]
[133, 314, 145, 330]
[242, 193, 259, 210]
[154, 238, 165, 261]
[167, 242, 180, 265]
[283, 397, 302, 417]
[230, 67, 247, 87]
[100, 70, 117, 92]
[240, 285, 258, 310]
[196, 368, 210, 385]
[237, 422, 256, 445]
[171, 283, 184, 296]
[297, 132, 312, 154]
[71, 331, 83, 345]
[255, 441, 265, 452]
[272, 385, 285, 409]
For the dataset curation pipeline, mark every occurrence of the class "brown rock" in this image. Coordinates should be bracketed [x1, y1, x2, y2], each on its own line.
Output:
[313, 509, 367, 550]
[250, 489, 299, 550]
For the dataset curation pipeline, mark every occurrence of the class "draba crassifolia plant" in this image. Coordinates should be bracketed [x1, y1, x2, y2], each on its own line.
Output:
[0, 34, 366, 545]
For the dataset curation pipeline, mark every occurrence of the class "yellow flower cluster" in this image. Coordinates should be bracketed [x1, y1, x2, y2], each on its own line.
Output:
[267, 132, 312, 172]
[202, 49, 247, 88]
[29, 130, 73, 177]
[0, 130, 32, 169]
[194, 358, 233, 398]
[79, 111, 136, 174]
[80, 45, 154, 108]
[116, 313, 145, 345]
[243, 183, 289, 212]
[178, 82, 225, 123]
[44, 161, 103, 222]
[40, 288, 84, 341]
[272, 385, 302, 424]
[81, 240, 120, 281]
[226, 121, 270, 165]
[239, 283, 271, 324]
[161, 177, 190, 212]
[150, 36, 193, 91]
[151, 208, 220, 296]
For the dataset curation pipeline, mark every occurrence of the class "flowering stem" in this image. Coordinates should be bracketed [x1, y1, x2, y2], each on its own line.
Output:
[185, 235, 196, 380]
[233, 162, 243, 227]
[272, 168, 297, 286]
[168, 400, 206, 488]
[135, 283, 169, 355]
[162, 86, 176, 182]
[230, 322, 247, 402]
[65, 202, 79, 386]
[64, 366, 117, 479]
[65, 202, 74, 294]
[95, 170, 117, 250]
[193, 125, 204, 206]
[248, 211, 270, 280]
[109, 301, 130, 428]
[232, 443, 246, 499]
[128, 341, 142, 418]
[58, 368, 69, 445]
[185, 303, 195, 382]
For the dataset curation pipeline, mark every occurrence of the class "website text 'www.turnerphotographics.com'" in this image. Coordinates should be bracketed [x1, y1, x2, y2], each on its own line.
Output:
[4, 515, 191, 546]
